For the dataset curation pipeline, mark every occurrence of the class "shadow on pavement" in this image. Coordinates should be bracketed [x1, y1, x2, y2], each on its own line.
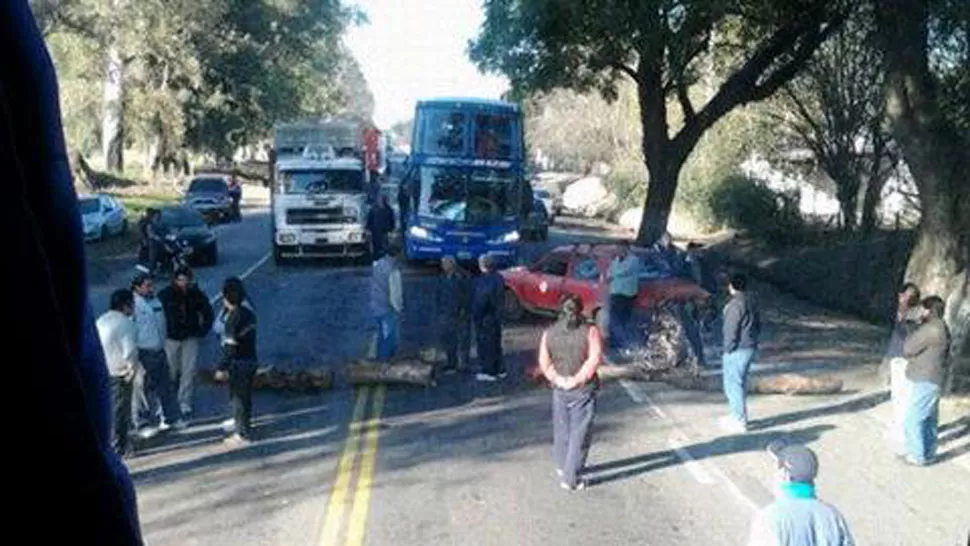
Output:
[586, 423, 835, 487]
[747, 390, 889, 431]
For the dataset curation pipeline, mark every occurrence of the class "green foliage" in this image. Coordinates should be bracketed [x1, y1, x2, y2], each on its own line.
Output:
[33, 0, 370, 165]
[709, 175, 804, 244]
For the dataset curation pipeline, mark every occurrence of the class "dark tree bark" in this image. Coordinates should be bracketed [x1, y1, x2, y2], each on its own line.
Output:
[877, 0, 970, 389]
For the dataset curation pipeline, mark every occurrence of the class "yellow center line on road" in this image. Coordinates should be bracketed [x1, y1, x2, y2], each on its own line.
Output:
[345, 384, 387, 546]
[319, 386, 372, 546]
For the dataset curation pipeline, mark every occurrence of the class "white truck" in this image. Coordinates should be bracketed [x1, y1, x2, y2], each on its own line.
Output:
[270, 119, 372, 264]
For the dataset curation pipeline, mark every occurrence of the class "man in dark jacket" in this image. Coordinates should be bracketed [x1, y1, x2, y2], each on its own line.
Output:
[214, 280, 258, 445]
[158, 267, 214, 417]
[473, 253, 506, 381]
[901, 296, 951, 466]
[367, 194, 396, 260]
[720, 273, 761, 433]
[436, 256, 472, 373]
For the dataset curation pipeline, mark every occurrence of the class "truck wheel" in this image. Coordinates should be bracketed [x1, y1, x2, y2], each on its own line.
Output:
[504, 288, 524, 322]
[273, 244, 288, 266]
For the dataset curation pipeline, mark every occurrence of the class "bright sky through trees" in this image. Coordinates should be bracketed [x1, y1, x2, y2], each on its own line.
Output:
[345, 0, 509, 128]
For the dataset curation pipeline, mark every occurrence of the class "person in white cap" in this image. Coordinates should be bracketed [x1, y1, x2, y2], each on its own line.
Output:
[748, 439, 854, 546]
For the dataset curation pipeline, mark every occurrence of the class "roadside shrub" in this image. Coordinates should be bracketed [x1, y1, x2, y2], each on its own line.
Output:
[710, 175, 805, 246]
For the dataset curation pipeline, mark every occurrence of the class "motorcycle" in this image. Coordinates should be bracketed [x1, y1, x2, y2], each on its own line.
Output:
[137, 233, 193, 276]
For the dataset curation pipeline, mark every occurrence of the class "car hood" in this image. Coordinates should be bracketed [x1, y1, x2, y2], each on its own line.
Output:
[170, 226, 213, 242]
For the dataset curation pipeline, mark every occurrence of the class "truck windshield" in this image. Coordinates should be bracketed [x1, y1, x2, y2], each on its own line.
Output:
[281, 169, 365, 194]
[418, 166, 517, 223]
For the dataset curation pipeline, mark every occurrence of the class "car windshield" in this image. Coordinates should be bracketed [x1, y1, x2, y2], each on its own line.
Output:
[160, 207, 206, 228]
[188, 177, 227, 194]
[418, 166, 517, 223]
[79, 198, 99, 215]
[281, 169, 365, 194]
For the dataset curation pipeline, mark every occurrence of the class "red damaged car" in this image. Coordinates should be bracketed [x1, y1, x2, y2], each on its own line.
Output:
[501, 243, 710, 327]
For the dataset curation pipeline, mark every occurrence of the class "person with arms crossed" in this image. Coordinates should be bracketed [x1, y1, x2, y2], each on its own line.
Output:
[538, 295, 604, 491]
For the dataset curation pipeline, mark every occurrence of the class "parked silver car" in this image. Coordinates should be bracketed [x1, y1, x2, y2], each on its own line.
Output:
[79, 194, 128, 242]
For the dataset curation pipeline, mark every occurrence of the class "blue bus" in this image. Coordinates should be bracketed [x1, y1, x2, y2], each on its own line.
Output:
[401, 98, 531, 265]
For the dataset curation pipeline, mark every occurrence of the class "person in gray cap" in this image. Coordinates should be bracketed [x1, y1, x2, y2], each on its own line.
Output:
[747, 440, 854, 546]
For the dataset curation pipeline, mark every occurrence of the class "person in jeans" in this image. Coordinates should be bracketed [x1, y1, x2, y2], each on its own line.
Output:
[473, 253, 506, 381]
[606, 242, 641, 353]
[538, 295, 604, 491]
[901, 296, 951, 466]
[883, 282, 921, 455]
[96, 290, 140, 457]
[720, 273, 761, 433]
[158, 267, 214, 418]
[214, 280, 258, 445]
[370, 244, 404, 362]
[747, 439, 855, 545]
[131, 273, 184, 438]
[436, 256, 472, 374]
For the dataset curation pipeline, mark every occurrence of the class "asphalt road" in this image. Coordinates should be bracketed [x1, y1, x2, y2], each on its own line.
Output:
[86, 208, 970, 546]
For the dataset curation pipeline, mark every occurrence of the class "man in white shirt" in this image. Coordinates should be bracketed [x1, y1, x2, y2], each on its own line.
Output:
[131, 273, 184, 438]
[96, 290, 139, 457]
[606, 242, 641, 353]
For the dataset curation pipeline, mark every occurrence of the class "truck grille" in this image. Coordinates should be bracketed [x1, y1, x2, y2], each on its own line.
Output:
[285, 207, 352, 225]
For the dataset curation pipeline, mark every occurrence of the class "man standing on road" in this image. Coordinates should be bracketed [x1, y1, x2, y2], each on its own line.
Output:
[214, 279, 259, 445]
[538, 295, 604, 492]
[720, 272, 761, 433]
[96, 290, 140, 457]
[747, 439, 855, 546]
[158, 267, 214, 418]
[901, 295, 951, 466]
[142, 209, 166, 274]
[131, 273, 184, 438]
[370, 244, 404, 362]
[367, 194, 396, 260]
[606, 242, 641, 354]
[473, 253, 506, 381]
[883, 282, 921, 455]
[436, 256, 472, 374]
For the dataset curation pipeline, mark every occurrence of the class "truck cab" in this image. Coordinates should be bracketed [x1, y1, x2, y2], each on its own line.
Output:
[271, 149, 370, 263]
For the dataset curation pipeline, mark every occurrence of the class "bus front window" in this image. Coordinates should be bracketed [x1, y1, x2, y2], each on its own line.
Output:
[474, 114, 514, 159]
[421, 111, 466, 156]
[418, 166, 517, 223]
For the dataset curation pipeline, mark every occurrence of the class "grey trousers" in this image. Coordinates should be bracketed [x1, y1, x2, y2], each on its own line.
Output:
[165, 338, 200, 413]
[553, 383, 597, 487]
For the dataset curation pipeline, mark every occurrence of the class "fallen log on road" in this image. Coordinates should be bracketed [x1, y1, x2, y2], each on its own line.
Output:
[197, 366, 335, 393]
[664, 373, 843, 395]
[346, 359, 435, 388]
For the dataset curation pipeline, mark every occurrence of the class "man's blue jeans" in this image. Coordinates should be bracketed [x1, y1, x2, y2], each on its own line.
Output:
[905, 380, 940, 464]
[722, 348, 756, 424]
[376, 312, 399, 362]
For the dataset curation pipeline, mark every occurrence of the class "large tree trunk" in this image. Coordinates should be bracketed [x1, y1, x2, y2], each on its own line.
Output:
[101, 42, 124, 172]
[635, 62, 689, 245]
[878, 0, 970, 391]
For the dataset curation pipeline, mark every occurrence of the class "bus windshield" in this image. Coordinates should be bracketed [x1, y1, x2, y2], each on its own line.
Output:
[418, 166, 518, 223]
[280, 169, 365, 194]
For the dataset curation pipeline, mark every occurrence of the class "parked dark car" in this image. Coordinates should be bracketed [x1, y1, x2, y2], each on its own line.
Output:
[183, 174, 232, 223]
[157, 205, 218, 266]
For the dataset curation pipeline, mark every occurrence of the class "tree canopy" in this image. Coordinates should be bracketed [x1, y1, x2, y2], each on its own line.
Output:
[471, 0, 848, 243]
[32, 0, 372, 171]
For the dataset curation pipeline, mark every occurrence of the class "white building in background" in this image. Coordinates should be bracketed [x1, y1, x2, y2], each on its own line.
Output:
[740, 152, 919, 227]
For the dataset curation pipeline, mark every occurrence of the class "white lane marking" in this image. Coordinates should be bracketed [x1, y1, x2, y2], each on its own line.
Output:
[619, 379, 666, 418]
[705, 460, 760, 513]
[618, 378, 759, 512]
[668, 434, 716, 485]
[208, 251, 271, 305]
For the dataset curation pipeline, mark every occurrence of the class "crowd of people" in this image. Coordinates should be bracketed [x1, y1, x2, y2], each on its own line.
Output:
[96, 268, 260, 454]
[95, 225, 952, 545]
